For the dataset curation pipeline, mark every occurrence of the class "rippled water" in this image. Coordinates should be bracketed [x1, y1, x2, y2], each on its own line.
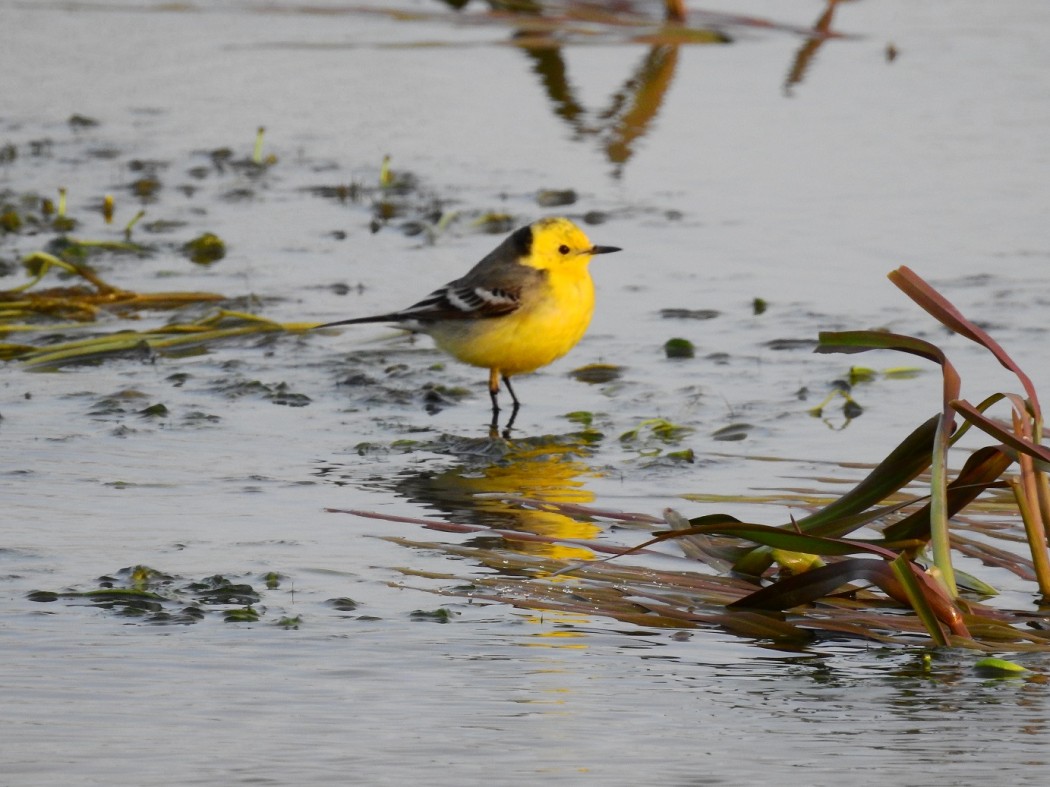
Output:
[4, 1, 1050, 784]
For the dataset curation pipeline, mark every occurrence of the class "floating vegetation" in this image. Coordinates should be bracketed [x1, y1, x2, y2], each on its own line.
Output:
[276, 615, 303, 630]
[326, 597, 360, 612]
[974, 657, 1029, 677]
[410, 607, 459, 623]
[663, 337, 694, 358]
[0, 231, 317, 367]
[660, 307, 719, 320]
[26, 566, 382, 628]
[568, 362, 622, 384]
[471, 211, 517, 234]
[26, 566, 267, 625]
[765, 337, 819, 351]
[182, 232, 226, 265]
[1, 251, 224, 325]
[560, 410, 604, 443]
[2, 308, 313, 370]
[214, 377, 313, 407]
[807, 378, 863, 419]
[710, 422, 751, 442]
[304, 152, 462, 239]
[338, 267, 1050, 655]
[68, 113, 99, 130]
[620, 417, 693, 446]
[535, 188, 577, 207]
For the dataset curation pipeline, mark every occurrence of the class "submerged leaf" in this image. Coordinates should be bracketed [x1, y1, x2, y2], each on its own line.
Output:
[183, 232, 226, 264]
[974, 657, 1029, 676]
[663, 337, 695, 358]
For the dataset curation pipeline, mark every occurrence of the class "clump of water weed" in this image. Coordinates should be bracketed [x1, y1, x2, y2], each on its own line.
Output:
[183, 232, 226, 264]
[25, 565, 364, 628]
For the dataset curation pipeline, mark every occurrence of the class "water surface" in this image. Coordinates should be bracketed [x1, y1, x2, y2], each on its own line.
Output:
[3, 1, 1050, 784]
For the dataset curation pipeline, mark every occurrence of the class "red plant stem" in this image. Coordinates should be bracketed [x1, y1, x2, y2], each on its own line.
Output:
[1008, 408, 1050, 596]
[892, 266, 1043, 428]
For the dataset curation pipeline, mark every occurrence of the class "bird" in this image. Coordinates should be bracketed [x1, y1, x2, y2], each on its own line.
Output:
[318, 217, 621, 425]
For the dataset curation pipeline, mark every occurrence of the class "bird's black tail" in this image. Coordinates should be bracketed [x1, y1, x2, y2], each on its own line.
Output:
[315, 314, 405, 329]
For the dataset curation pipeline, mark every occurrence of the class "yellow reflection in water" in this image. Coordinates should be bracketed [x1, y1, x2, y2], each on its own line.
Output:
[394, 435, 602, 564]
[523, 627, 588, 651]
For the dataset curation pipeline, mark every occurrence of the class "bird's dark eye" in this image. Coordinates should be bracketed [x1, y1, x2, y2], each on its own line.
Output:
[558, 244, 570, 255]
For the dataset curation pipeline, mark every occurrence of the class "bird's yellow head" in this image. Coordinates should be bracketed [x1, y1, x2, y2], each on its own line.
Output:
[519, 217, 621, 272]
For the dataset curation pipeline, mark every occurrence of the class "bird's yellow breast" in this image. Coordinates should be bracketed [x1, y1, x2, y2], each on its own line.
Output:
[430, 269, 595, 376]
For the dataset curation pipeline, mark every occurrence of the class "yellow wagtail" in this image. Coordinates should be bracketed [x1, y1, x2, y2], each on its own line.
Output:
[319, 217, 620, 417]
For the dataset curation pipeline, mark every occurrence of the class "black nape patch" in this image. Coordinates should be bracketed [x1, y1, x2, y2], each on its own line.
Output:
[509, 225, 533, 258]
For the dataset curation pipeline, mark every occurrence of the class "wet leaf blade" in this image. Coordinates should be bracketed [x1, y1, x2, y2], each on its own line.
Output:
[728, 558, 887, 611]
[883, 445, 1013, 541]
[952, 400, 1050, 467]
[890, 266, 1042, 421]
[889, 554, 949, 646]
[732, 416, 939, 576]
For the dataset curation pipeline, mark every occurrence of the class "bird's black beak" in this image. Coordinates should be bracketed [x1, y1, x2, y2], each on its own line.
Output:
[590, 245, 622, 255]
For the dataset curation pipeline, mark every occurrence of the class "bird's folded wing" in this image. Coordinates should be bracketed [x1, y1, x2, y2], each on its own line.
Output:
[397, 283, 522, 321]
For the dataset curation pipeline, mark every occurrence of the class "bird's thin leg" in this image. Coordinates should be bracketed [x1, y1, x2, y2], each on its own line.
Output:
[502, 374, 520, 410]
[488, 368, 502, 431]
[488, 368, 502, 411]
[501, 374, 520, 437]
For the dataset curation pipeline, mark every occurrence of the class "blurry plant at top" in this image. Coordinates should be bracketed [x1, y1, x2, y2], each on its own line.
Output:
[504, 2, 724, 176]
[783, 0, 852, 96]
[368, 2, 867, 174]
[420, 0, 729, 175]
[436, 1, 687, 23]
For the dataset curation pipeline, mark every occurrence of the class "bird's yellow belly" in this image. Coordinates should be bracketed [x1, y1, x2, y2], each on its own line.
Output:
[431, 279, 594, 376]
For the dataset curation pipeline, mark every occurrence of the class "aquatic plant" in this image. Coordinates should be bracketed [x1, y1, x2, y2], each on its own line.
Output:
[0, 250, 319, 368]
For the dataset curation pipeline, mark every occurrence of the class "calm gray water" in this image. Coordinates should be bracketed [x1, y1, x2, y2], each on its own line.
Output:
[3, 1, 1050, 784]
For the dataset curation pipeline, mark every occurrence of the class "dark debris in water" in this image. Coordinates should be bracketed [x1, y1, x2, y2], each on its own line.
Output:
[182, 232, 226, 265]
[660, 307, 720, 320]
[212, 377, 312, 407]
[569, 362, 623, 384]
[663, 337, 695, 359]
[68, 114, 100, 130]
[710, 422, 752, 441]
[325, 597, 360, 612]
[766, 337, 819, 351]
[410, 607, 459, 623]
[536, 188, 576, 208]
[25, 565, 369, 627]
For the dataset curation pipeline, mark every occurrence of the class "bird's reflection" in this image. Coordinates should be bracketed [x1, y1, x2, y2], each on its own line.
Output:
[391, 432, 602, 564]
